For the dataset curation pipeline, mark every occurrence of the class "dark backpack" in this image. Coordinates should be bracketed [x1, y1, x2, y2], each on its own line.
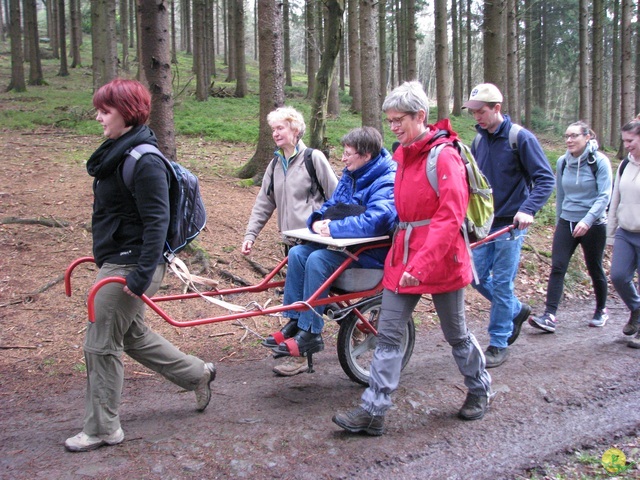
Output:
[266, 148, 327, 202]
[559, 152, 615, 212]
[121, 144, 207, 262]
[559, 152, 599, 181]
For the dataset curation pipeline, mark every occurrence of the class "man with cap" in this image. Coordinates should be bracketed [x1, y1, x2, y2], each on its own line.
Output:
[464, 83, 555, 367]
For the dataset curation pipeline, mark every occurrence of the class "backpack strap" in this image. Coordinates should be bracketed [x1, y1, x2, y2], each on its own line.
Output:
[508, 123, 522, 151]
[303, 148, 326, 201]
[265, 148, 325, 201]
[619, 157, 630, 177]
[426, 143, 448, 197]
[265, 156, 278, 197]
[122, 144, 171, 194]
[425, 130, 454, 197]
[560, 152, 600, 189]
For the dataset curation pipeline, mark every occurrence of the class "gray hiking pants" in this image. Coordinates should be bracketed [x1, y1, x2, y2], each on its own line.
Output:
[361, 288, 491, 416]
[82, 263, 204, 436]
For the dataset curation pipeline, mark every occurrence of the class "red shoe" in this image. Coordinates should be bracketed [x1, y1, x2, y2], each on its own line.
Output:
[262, 319, 298, 348]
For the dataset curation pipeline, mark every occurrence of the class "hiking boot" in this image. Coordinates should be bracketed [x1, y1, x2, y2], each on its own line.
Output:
[628, 330, 640, 349]
[528, 312, 557, 333]
[589, 309, 609, 328]
[195, 362, 216, 412]
[332, 407, 385, 436]
[484, 346, 509, 368]
[458, 392, 491, 420]
[273, 356, 308, 376]
[508, 303, 532, 345]
[622, 308, 640, 336]
[64, 428, 124, 452]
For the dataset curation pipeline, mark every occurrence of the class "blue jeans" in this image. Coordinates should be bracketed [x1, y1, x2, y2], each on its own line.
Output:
[472, 227, 526, 348]
[282, 243, 359, 334]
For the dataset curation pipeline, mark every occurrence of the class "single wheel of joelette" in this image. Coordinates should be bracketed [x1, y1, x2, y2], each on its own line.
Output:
[337, 295, 415, 386]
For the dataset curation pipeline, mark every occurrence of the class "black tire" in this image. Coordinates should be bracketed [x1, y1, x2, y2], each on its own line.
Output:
[336, 296, 415, 386]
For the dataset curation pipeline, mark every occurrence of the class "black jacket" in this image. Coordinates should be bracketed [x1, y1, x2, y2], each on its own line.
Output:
[86, 125, 170, 295]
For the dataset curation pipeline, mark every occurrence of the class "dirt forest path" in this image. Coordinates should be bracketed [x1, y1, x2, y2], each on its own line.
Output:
[2, 297, 640, 479]
[1, 130, 640, 479]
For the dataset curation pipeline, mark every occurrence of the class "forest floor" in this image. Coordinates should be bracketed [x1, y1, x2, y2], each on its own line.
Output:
[1, 129, 639, 479]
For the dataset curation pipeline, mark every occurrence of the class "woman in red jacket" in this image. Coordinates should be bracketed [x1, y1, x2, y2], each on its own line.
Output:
[332, 81, 493, 435]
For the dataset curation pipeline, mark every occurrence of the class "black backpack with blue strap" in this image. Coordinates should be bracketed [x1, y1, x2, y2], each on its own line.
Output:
[121, 144, 207, 262]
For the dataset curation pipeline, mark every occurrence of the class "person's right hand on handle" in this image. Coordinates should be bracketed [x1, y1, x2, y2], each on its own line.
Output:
[241, 240, 253, 255]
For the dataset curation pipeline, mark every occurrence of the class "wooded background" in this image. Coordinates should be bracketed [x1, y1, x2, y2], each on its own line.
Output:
[3, 0, 639, 177]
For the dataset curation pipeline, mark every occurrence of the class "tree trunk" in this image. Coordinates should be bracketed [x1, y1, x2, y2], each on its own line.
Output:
[305, 0, 317, 98]
[635, 0, 640, 117]
[482, 0, 505, 90]
[359, 0, 381, 131]
[120, 0, 130, 71]
[24, 0, 44, 85]
[57, 0, 68, 76]
[310, 0, 344, 150]
[505, 0, 518, 122]
[49, 0, 59, 58]
[193, 0, 208, 101]
[347, 0, 361, 113]
[620, 0, 634, 126]
[328, 68, 340, 117]
[609, 0, 620, 147]
[591, 0, 604, 145]
[378, 0, 386, 98]
[283, 0, 292, 86]
[578, 0, 589, 122]
[238, 0, 284, 181]
[7, 0, 25, 92]
[139, 0, 176, 161]
[234, 0, 247, 97]
[225, 3, 236, 81]
[206, 0, 214, 78]
[91, 0, 117, 90]
[406, 0, 416, 80]
[465, 0, 472, 96]
[434, 0, 449, 120]
[69, 0, 82, 67]
[451, 0, 462, 115]
[523, 0, 532, 128]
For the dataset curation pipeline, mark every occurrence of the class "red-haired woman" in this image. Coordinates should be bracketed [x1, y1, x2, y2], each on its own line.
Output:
[65, 79, 215, 452]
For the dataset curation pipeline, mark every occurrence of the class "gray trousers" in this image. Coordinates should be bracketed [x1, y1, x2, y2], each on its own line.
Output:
[610, 228, 640, 313]
[361, 288, 491, 416]
[82, 263, 204, 436]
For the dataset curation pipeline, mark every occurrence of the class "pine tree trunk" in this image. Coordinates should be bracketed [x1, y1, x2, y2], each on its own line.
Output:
[139, 0, 176, 161]
[238, 0, 284, 181]
[347, 0, 361, 113]
[359, 0, 381, 131]
[434, 0, 449, 120]
[7, 0, 26, 92]
[310, 0, 344, 150]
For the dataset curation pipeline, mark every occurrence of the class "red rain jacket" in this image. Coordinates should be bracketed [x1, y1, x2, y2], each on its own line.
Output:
[383, 119, 473, 295]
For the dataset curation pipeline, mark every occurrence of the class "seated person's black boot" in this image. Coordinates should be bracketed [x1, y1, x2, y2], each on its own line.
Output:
[262, 319, 299, 348]
[272, 329, 324, 358]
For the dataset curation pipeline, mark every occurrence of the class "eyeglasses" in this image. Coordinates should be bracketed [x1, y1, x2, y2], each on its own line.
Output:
[563, 133, 585, 140]
[386, 114, 410, 128]
[342, 150, 358, 159]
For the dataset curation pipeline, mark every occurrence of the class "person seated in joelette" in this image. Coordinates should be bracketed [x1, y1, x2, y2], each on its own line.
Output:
[263, 126, 397, 359]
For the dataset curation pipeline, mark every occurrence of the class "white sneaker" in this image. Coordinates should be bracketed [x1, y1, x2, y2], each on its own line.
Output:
[589, 309, 609, 327]
[273, 356, 308, 376]
[64, 427, 124, 452]
[195, 362, 216, 411]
